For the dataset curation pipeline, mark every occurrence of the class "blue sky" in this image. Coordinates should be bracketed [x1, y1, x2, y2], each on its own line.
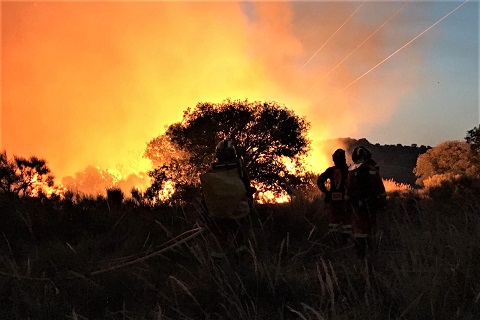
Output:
[357, 0, 479, 146]
[287, 0, 479, 147]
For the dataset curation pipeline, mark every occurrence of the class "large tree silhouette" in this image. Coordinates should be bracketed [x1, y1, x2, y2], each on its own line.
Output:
[145, 99, 310, 201]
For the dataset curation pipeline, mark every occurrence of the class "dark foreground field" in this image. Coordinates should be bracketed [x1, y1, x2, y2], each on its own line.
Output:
[1, 185, 479, 320]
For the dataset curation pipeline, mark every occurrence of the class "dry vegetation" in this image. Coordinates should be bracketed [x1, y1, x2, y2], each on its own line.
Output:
[1, 180, 480, 319]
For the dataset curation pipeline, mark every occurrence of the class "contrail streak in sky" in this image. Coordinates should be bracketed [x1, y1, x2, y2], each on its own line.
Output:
[341, 0, 469, 91]
[302, 2, 408, 97]
[299, 0, 367, 71]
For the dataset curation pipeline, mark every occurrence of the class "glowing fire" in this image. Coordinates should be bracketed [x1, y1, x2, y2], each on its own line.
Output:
[60, 165, 151, 198]
[255, 189, 291, 204]
[28, 173, 67, 199]
[158, 180, 176, 202]
[2, 1, 413, 198]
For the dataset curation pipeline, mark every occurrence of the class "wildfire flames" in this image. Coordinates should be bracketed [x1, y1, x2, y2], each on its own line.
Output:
[3, 2, 427, 200]
[60, 165, 151, 198]
[26, 173, 67, 199]
[256, 189, 291, 204]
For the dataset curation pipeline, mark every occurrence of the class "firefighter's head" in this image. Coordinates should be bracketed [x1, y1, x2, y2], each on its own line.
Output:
[332, 148, 346, 166]
[215, 139, 237, 162]
[351, 146, 372, 163]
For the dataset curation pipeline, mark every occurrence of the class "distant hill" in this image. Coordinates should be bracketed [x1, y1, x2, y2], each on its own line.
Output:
[318, 138, 431, 185]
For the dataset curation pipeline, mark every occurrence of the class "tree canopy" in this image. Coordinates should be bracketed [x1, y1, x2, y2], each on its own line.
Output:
[144, 99, 310, 201]
[0, 150, 54, 197]
[413, 141, 479, 186]
[465, 124, 480, 151]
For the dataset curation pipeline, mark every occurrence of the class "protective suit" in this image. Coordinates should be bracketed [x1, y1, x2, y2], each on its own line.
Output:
[345, 146, 386, 258]
[317, 149, 352, 236]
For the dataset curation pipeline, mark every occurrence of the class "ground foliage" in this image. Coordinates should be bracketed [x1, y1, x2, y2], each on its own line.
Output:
[1, 180, 480, 320]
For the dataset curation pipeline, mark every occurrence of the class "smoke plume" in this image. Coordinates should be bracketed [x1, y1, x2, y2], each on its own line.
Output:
[2, 2, 427, 193]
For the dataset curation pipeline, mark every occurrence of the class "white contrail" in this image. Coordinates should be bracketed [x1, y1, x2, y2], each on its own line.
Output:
[341, 0, 470, 91]
[299, 0, 367, 71]
[302, 2, 408, 97]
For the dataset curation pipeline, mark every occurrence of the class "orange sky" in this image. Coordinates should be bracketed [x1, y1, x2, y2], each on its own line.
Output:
[2, 1, 429, 188]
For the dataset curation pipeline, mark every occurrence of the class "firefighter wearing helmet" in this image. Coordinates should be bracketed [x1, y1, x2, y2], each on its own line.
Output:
[345, 146, 386, 259]
[214, 139, 238, 163]
[200, 138, 255, 258]
[317, 148, 353, 243]
[211, 139, 253, 201]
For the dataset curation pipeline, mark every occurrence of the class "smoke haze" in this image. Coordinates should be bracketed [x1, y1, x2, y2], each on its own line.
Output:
[2, 2, 435, 192]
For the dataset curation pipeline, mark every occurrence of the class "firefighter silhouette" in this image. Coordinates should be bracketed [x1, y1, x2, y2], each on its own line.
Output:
[317, 149, 352, 243]
[200, 138, 255, 258]
[345, 146, 386, 259]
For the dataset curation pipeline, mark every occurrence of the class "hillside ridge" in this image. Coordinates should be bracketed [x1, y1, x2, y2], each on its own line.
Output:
[319, 138, 431, 185]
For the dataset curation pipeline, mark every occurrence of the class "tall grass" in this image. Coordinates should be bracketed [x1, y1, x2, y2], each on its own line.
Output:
[382, 178, 412, 194]
[0, 185, 479, 319]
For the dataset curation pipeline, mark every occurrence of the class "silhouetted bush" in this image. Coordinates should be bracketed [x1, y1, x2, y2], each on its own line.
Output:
[107, 187, 124, 212]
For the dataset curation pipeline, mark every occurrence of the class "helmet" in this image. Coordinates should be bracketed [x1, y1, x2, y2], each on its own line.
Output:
[332, 148, 346, 164]
[351, 146, 372, 163]
[215, 139, 237, 162]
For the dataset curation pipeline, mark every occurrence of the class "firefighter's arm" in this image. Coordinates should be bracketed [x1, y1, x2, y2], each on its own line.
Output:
[316, 170, 330, 194]
[317, 170, 332, 203]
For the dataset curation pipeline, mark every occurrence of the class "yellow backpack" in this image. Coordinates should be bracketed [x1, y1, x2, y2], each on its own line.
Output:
[199, 168, 250, 220]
